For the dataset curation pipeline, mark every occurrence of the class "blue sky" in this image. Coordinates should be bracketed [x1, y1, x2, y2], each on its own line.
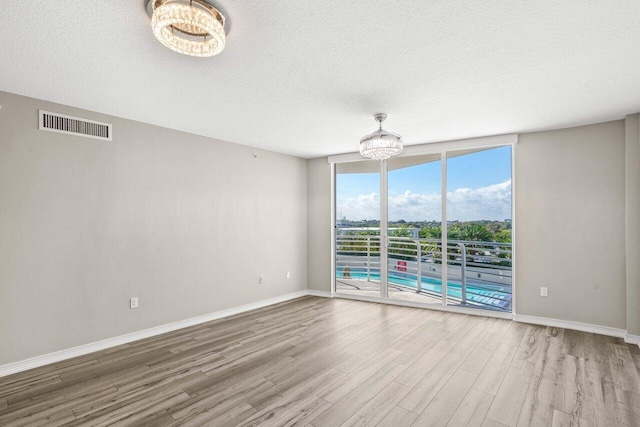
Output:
[337, 146, 512, 221]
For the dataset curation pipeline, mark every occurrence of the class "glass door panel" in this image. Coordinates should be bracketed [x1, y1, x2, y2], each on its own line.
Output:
[335, 161, 382, 297]
[386, 154, 443, 305]
[445, 146, 513, 312]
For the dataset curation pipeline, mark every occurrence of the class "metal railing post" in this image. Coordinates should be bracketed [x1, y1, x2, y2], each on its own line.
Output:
[460, 242, 467, 304]
[367, 237, 371, 282]
[416, 240, 422, 293]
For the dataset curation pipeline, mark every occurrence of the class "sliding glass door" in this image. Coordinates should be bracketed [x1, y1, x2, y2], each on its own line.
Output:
[445, 146, 513, 312]
[333, 144, 513, 314]
[386, 154, 443, 305]
[335, 161, 381, 298]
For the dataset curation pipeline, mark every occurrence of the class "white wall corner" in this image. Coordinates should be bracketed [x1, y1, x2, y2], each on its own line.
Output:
[306, 289, 333, 298]
[624, 332, 640, 346]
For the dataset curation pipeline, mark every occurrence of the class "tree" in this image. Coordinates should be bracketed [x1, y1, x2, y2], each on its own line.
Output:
[486, 222, 501, 233]
[389, 227, 416, 260]
[419, 226, 441, 239]
[458, 224, 492, 241]
[337, 231, 379, 255]
[391, 228, 411, 238]
[447, 227, 461, 240]
[494, 229, 512, 243]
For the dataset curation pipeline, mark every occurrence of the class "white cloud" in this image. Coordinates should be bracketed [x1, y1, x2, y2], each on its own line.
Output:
[388, 191, 442, 221]
[337, 180, 511, 221]
[336, 192, 380, 220]
[446, 180, 511, 221]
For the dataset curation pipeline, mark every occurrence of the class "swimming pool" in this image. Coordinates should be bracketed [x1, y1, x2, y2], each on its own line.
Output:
[338, 269, 512, 311]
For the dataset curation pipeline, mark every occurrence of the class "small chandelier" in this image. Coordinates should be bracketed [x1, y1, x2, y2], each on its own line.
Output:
[150, 0, 226, 57]
[359, 113, 403, 161]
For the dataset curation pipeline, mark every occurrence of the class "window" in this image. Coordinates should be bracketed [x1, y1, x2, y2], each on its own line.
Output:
[333, 142, 514, 314]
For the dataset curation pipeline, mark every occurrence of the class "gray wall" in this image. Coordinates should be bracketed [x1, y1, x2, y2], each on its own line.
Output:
[306, 121, 629, 330]
[0, 91, 307, 365]
[1, 88, 636, 367]
[626, 114, 640, 335]
[515, 121, 626, 328]
[307, 158, 332, 292]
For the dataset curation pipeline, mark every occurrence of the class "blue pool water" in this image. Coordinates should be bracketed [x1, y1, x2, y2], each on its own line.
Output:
[339, 269, 512, 310]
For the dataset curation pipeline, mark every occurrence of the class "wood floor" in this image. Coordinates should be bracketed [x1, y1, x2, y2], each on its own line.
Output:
[1, 297, 639, 426]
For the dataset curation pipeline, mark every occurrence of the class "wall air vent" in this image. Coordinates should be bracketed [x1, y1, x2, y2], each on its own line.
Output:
[38, 110, 112, 141]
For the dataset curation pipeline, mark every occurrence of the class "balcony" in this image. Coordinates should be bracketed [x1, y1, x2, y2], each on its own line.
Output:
[336, 234, 512, 312]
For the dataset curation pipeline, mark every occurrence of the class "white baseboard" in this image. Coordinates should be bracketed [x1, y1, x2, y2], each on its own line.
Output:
[306, 289, 333, 298]
[625, 333, 640, 346]
[513, 314, 627, 338]
[4, 292, 638, 378]
[0, 290, 310, 378]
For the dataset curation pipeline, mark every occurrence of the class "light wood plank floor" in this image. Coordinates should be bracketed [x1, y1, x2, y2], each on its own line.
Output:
[1, 296, 639, 426]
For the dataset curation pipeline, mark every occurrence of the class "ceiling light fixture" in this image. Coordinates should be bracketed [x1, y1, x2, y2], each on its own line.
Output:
[150, 0, 226, 57]
[359, 113, 403, 161]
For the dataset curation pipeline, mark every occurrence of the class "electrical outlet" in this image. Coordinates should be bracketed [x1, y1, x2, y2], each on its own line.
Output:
[130, 297, 139, 309]
[540, 287, 548, 297]
[286, 271, 291, 279]
[259, 276, 264, 284]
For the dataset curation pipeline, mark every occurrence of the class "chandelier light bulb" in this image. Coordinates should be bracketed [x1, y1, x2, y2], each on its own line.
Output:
[359, 113, 403, 161]
[151, 0, 226, 57]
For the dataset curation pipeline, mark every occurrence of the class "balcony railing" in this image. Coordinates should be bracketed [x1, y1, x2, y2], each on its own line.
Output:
[336, 234, 512, 312]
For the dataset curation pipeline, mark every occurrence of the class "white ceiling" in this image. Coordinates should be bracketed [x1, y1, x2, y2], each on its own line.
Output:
[1, 1, 639, 158]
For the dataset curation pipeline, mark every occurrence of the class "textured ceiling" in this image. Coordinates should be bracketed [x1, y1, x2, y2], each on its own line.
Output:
[1, 1, 639, 158]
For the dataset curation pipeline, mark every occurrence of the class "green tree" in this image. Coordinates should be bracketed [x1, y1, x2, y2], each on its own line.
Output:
[391, 228, 411, 238]
[494, 229, 512, 243]
[486, 222, 501, 233]
[447, 227, 461, 240]
[389, 227, 416, 260]
[337, 231, 379, 255]
[419, 226, 441, 239]
[458, 224, 492, 241]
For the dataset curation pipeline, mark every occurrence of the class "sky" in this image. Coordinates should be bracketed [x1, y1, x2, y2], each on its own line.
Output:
[336, 146, 512, 222]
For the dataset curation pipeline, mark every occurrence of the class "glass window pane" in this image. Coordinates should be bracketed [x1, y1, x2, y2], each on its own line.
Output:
[386, 155, 443, 305]
[335, 161, 381, 297]
[445, 146, 512, 312]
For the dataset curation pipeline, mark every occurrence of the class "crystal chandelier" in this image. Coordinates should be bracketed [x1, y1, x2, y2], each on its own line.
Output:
[359, 114, 403, 161]
[150, 0, 226, 57]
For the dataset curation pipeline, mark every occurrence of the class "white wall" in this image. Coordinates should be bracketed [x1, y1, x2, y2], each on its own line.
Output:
[515, 121, 626, 328]
[0, 91, 307, 366]
[626, 113, 640, 335]
[307, 158, 332, 292]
